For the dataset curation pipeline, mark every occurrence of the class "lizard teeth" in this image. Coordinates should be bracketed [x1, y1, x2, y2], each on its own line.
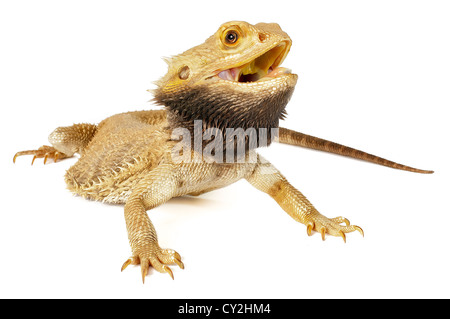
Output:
[219, 66, 291, 82]
[267, 67, 291, 77]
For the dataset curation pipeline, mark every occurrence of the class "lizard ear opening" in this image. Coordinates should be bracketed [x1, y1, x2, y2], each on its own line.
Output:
[178, 65, 190, 80]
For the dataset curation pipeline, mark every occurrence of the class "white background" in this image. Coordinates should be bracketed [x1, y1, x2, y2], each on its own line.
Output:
[1, 0, 449, 298]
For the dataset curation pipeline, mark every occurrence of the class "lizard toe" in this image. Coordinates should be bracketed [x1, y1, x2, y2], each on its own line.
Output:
[306, 214, 364, 242]
[121, 245, 183, 283]
[13, 145, 69, 165]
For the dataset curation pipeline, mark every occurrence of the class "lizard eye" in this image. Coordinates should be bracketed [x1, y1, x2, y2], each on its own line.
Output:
[225, 31, 238, 44]
[222, 27, 242, 47]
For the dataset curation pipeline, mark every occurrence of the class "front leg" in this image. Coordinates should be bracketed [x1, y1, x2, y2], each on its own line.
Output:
[121, 165, 184, 283]
[13, 123, 97, 164]
[246, 155, 363, 242]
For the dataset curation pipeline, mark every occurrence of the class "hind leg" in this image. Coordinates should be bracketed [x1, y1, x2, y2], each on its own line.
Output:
[14, 123, 97, 164]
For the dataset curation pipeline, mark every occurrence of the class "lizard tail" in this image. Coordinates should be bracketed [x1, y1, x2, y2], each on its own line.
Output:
[277, 127, 434, 174]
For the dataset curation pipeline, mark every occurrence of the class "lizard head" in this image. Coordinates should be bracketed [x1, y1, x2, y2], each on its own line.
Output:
[153, 21, 298, 156]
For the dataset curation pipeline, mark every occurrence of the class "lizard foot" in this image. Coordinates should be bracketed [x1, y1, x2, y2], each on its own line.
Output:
[13, 145, 69, 165]
[121, 245, 184, 283]
[306, 214, 364, 243]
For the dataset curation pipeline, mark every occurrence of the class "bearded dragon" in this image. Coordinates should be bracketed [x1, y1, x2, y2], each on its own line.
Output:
[13, 21, 433, 283]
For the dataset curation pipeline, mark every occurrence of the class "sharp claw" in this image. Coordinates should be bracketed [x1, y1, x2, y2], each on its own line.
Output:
[173, 251, 182, 261]
[14, 147, 65, 165]
[354, 225, 364, 237]
[320, 227, 326, 241]
[141, 264, 149, 284]
[126, 249, 183, 282]
[13, 151, 33, 163]
[174, 257, 184, 270]
[306, 222, 314, 236]
[163, 266, 174, 280]
[339, 230, 346, 243]
[121, 259, 132, 272]
[343, 218, 350, 226]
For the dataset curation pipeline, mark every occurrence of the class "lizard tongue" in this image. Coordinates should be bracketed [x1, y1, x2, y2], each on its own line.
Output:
[218, 64, 266, 82]
[218, 68, 241, 81]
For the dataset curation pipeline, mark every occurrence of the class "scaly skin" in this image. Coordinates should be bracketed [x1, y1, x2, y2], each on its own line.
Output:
[14, 21, 432, 283]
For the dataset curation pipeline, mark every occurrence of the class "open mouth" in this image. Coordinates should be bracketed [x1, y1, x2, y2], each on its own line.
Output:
[217, 41, 292, 83]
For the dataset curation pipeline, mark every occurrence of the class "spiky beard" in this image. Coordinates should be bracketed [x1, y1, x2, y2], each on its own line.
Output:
[154, 83, 295, 160]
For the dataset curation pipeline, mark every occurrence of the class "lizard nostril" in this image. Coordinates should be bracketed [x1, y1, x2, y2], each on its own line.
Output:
[258, 33, 268, 42]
